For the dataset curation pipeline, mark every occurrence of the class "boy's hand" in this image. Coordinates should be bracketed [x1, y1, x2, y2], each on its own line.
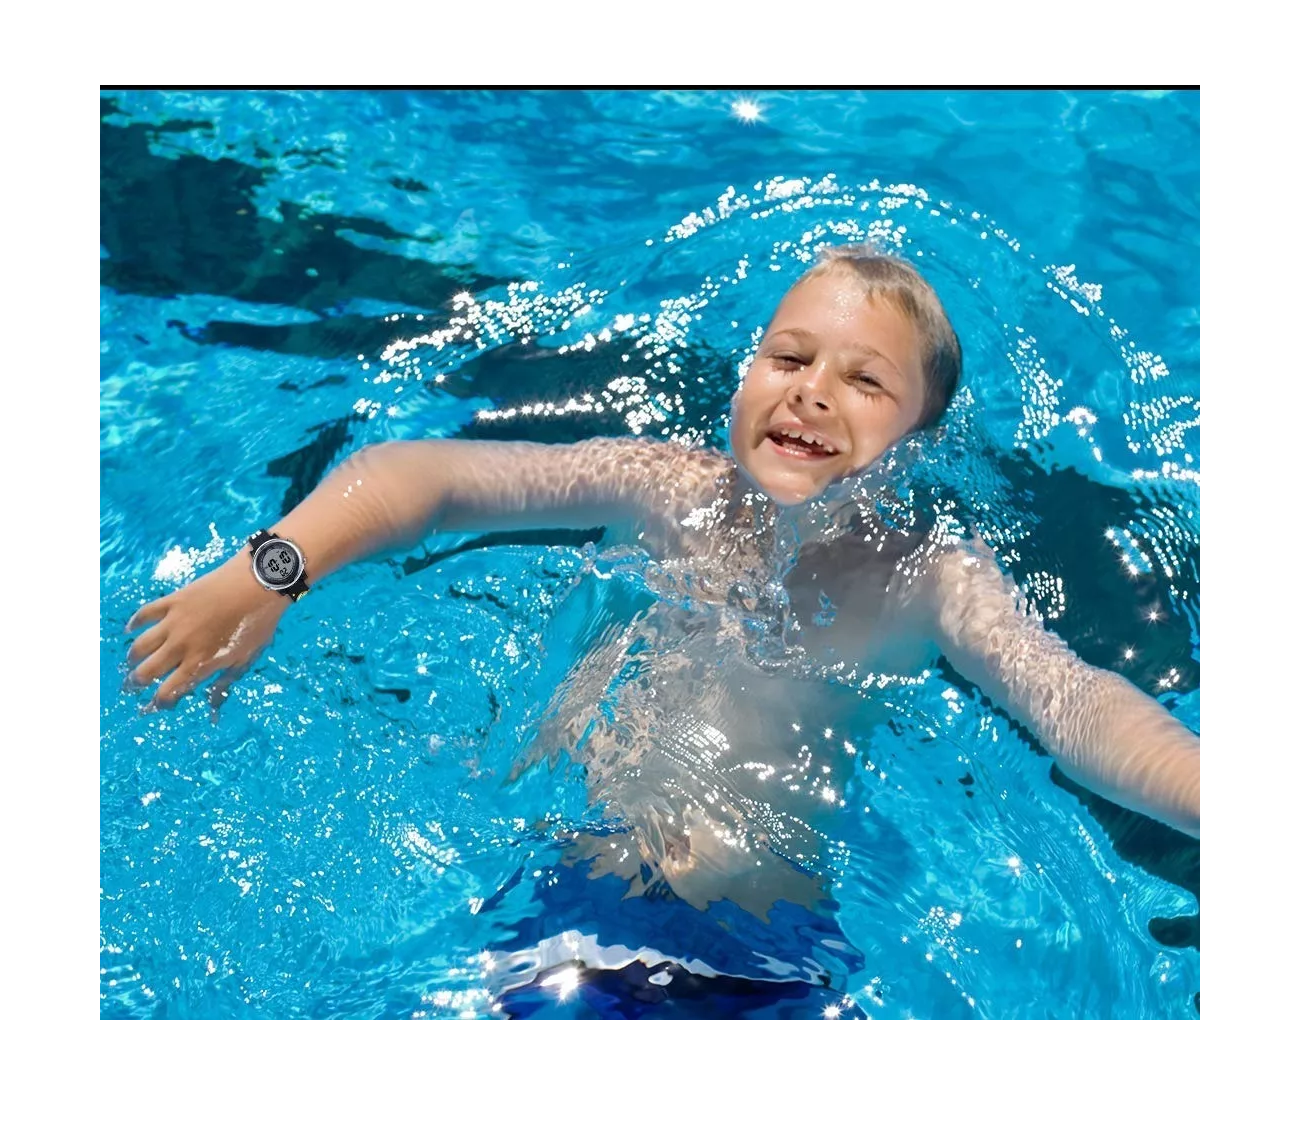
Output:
[123, 552, 287, 718]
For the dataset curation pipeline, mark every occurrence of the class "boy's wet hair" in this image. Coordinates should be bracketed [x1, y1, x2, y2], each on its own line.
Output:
[800, 243, 962, 429]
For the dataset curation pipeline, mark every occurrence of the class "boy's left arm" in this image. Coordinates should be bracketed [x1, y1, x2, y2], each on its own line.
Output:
[914, 538, 1200, 838]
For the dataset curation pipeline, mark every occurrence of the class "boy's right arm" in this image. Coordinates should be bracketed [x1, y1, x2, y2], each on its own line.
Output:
[124, 437, 661, 713]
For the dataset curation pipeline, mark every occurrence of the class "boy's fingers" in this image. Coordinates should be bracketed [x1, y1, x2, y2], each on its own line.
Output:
[125, 643, 182, 691]
[151, 665, 200, 711]
[210, 664, 247, 697]
[125, 597, 168, 634]
[208, 682, 230, 719]
[207, 667, 247, 722]
[125, 624, 167, 667]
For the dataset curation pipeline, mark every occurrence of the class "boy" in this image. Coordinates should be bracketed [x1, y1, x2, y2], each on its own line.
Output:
[124, 244, 1200, 924]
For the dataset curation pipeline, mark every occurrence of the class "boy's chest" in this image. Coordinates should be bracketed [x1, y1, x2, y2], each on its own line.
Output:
[783, 539, 930, 674]
[634, 520, 929, 676]
[615, 449, 933, 675]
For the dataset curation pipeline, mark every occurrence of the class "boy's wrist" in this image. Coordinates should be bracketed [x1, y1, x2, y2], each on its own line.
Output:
[245, 528, 311, 601]
[220, 546, 293, 607]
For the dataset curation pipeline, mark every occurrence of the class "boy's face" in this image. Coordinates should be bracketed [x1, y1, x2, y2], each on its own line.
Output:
[729, 270, 927, 505]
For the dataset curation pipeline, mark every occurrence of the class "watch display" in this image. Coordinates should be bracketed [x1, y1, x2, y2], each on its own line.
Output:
[253, 538, 304, 590]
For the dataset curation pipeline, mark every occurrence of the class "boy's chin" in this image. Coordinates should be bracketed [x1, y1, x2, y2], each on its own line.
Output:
[763, 479, 824, 506]
[736, 457, 828, 507]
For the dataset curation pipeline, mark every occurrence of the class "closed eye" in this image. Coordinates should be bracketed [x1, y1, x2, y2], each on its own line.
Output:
[772, 353, 807, 369]
[848, 372, 884, 391]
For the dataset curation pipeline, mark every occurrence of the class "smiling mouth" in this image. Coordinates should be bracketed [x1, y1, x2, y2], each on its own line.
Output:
[764, 431, 839, 461]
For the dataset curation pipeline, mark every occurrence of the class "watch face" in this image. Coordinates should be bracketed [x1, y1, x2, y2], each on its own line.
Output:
[254, 539, 303, 589]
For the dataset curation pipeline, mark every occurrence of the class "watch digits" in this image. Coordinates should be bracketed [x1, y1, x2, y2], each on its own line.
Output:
[248, 530, 309, 601]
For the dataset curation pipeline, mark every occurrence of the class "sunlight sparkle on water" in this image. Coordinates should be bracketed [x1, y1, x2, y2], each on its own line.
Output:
[731, 98, 764, 123]
[542, 967, 582, 1002]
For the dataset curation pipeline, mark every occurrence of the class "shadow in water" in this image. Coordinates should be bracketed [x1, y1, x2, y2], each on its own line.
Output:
[100, 98, 511, 314]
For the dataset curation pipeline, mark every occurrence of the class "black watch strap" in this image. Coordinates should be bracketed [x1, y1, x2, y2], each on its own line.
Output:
[248, 529, 310, 601]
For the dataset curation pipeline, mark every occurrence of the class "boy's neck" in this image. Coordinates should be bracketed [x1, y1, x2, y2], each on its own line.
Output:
[723, 453, 885, 562]
[725, 460, 781, 532]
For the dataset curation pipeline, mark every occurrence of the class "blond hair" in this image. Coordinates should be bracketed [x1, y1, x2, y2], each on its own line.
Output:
[798, 243, 962, 429]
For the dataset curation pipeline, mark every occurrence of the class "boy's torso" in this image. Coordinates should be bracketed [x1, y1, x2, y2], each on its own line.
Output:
[522, 440, 939, 921]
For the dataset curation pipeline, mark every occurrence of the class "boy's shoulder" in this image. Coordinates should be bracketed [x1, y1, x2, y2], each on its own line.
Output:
[577, 435, 734, 552]
[579, 434, 733, 498]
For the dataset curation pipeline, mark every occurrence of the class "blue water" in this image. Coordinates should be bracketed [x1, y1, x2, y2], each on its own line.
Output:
[100, 89, 1200, 1019]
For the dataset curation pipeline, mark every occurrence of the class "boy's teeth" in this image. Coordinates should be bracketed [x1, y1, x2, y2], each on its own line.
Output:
[776, 429, 837, 454]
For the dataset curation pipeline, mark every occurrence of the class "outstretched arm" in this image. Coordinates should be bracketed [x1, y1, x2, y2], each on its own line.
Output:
[124, 436, 661, 712]
[920, 539, 1200, 838]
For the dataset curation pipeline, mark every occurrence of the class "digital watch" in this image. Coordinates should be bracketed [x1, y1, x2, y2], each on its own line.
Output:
[248, 530, 310, 601]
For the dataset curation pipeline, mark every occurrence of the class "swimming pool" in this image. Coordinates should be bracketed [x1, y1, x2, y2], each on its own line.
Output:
[100, 88, 1200, 1019]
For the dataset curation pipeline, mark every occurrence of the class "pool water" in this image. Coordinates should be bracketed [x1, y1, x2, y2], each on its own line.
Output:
[100, 88, 1200, 1019]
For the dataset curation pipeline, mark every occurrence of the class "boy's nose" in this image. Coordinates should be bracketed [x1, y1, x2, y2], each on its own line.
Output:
[792, 387, 832, 412]
[790, 368, 836, 413]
